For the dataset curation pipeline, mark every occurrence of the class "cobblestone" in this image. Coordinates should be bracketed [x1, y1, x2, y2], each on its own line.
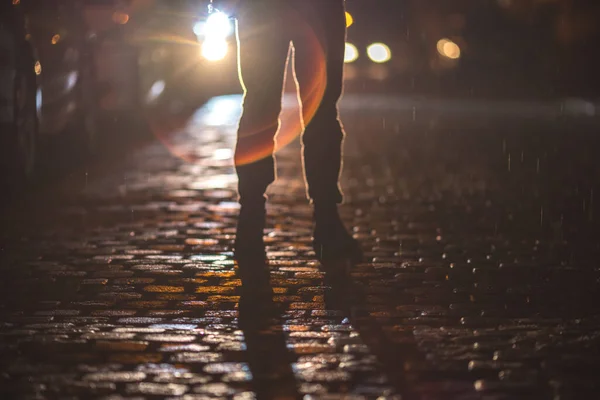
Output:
[1, 94, 600, 399]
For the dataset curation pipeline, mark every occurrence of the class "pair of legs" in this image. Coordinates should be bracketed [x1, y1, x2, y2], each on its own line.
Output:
[234, 0, 360, 262]
[235, 0, 346, 206]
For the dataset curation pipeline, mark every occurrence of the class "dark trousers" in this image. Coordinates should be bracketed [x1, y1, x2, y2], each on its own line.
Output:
[234, 0, 346, 206]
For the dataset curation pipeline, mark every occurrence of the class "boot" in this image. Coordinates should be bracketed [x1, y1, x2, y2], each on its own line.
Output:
[234, 199, 267, 262]
[313, 204, 362, 263]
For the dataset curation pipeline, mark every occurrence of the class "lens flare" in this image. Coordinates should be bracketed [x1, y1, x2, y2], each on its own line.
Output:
[131, 33, 200, 47]
[201, 38, 228, 61]
[344, 43, 359, 63]
[235, 13, 328, 167]
[367, 43, 391, 63]
[146, 8, 330, 168]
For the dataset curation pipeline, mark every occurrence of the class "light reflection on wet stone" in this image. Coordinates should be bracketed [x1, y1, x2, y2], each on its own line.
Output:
[113, 327, 166, 333]
[192, 382, 237, 396]
[158, 344, 210, 353]
[203, 362, 249, 375]
[117, 317, 165, 324]
[131, 264, 174, 271]
[171, 352, 223, 363]
[81, 332, 136, 340]
[142, 334, 197, 342]
[83, 371, 147, 382]
[125, 382, 189, 395]
[92, 310, 137, 317]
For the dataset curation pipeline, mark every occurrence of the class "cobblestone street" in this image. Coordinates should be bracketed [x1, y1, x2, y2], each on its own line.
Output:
[1, 94, 600, 399]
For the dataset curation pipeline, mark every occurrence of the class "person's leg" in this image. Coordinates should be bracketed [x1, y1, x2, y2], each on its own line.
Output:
[293, 0, 346, 205]
[235, 3, 291, 206]
[293, 1, 362, 261]
[234, 3, 291, 260]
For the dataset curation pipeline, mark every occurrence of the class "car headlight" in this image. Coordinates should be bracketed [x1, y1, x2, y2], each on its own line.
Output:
[194, 11, 233, 39]
[201, 37, 229, 61]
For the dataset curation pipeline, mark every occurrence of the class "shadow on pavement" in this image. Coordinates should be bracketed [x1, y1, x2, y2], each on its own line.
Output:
[236, 254, 301, 400]
[322, 259, 423, 400]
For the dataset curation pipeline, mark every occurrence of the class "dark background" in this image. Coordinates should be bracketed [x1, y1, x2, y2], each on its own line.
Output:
[345, 0, 600, 98]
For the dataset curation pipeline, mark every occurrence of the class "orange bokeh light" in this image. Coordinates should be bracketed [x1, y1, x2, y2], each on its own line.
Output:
[112, 12, 130, 25]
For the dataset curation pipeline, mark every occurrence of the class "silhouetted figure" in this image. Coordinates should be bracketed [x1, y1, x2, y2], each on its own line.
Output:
[225, 0, 362, 262]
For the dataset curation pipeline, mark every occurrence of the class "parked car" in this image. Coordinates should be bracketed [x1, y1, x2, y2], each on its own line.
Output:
[0, 0, 99, 184]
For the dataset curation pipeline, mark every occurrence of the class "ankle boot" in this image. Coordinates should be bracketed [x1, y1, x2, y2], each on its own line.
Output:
[234, 200, 267, 262]
[313, 204, 362, 262]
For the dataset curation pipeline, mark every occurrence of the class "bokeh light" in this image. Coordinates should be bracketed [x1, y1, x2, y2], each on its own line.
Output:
[344, 43, 359, 63]
[51, 34, 60, 45]
[201, 38, 228, 61]
[345, 11, 354, 28]
[367, 43, 391, 63]
[437, 38, 461, 59]
[146, 80, 165, 104]
[112, 12, 130, 25]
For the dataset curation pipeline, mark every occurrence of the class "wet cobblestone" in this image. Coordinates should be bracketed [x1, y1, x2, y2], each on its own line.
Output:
[2, 95, 600, 399]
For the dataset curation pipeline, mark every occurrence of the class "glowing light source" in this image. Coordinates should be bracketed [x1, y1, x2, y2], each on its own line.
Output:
[437, 38, 461, 59]
[204, 12, 233, 38]
[34, 61, 42, 75]
[344, 43, 359, 64]
[201, 38, 228, 61]
[51, 34, 61, 45]
[345, 12, 354, 28]
[344, 43, 359, 63]
[112, 12, 129, 25]
[367, 43, 391, 63]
